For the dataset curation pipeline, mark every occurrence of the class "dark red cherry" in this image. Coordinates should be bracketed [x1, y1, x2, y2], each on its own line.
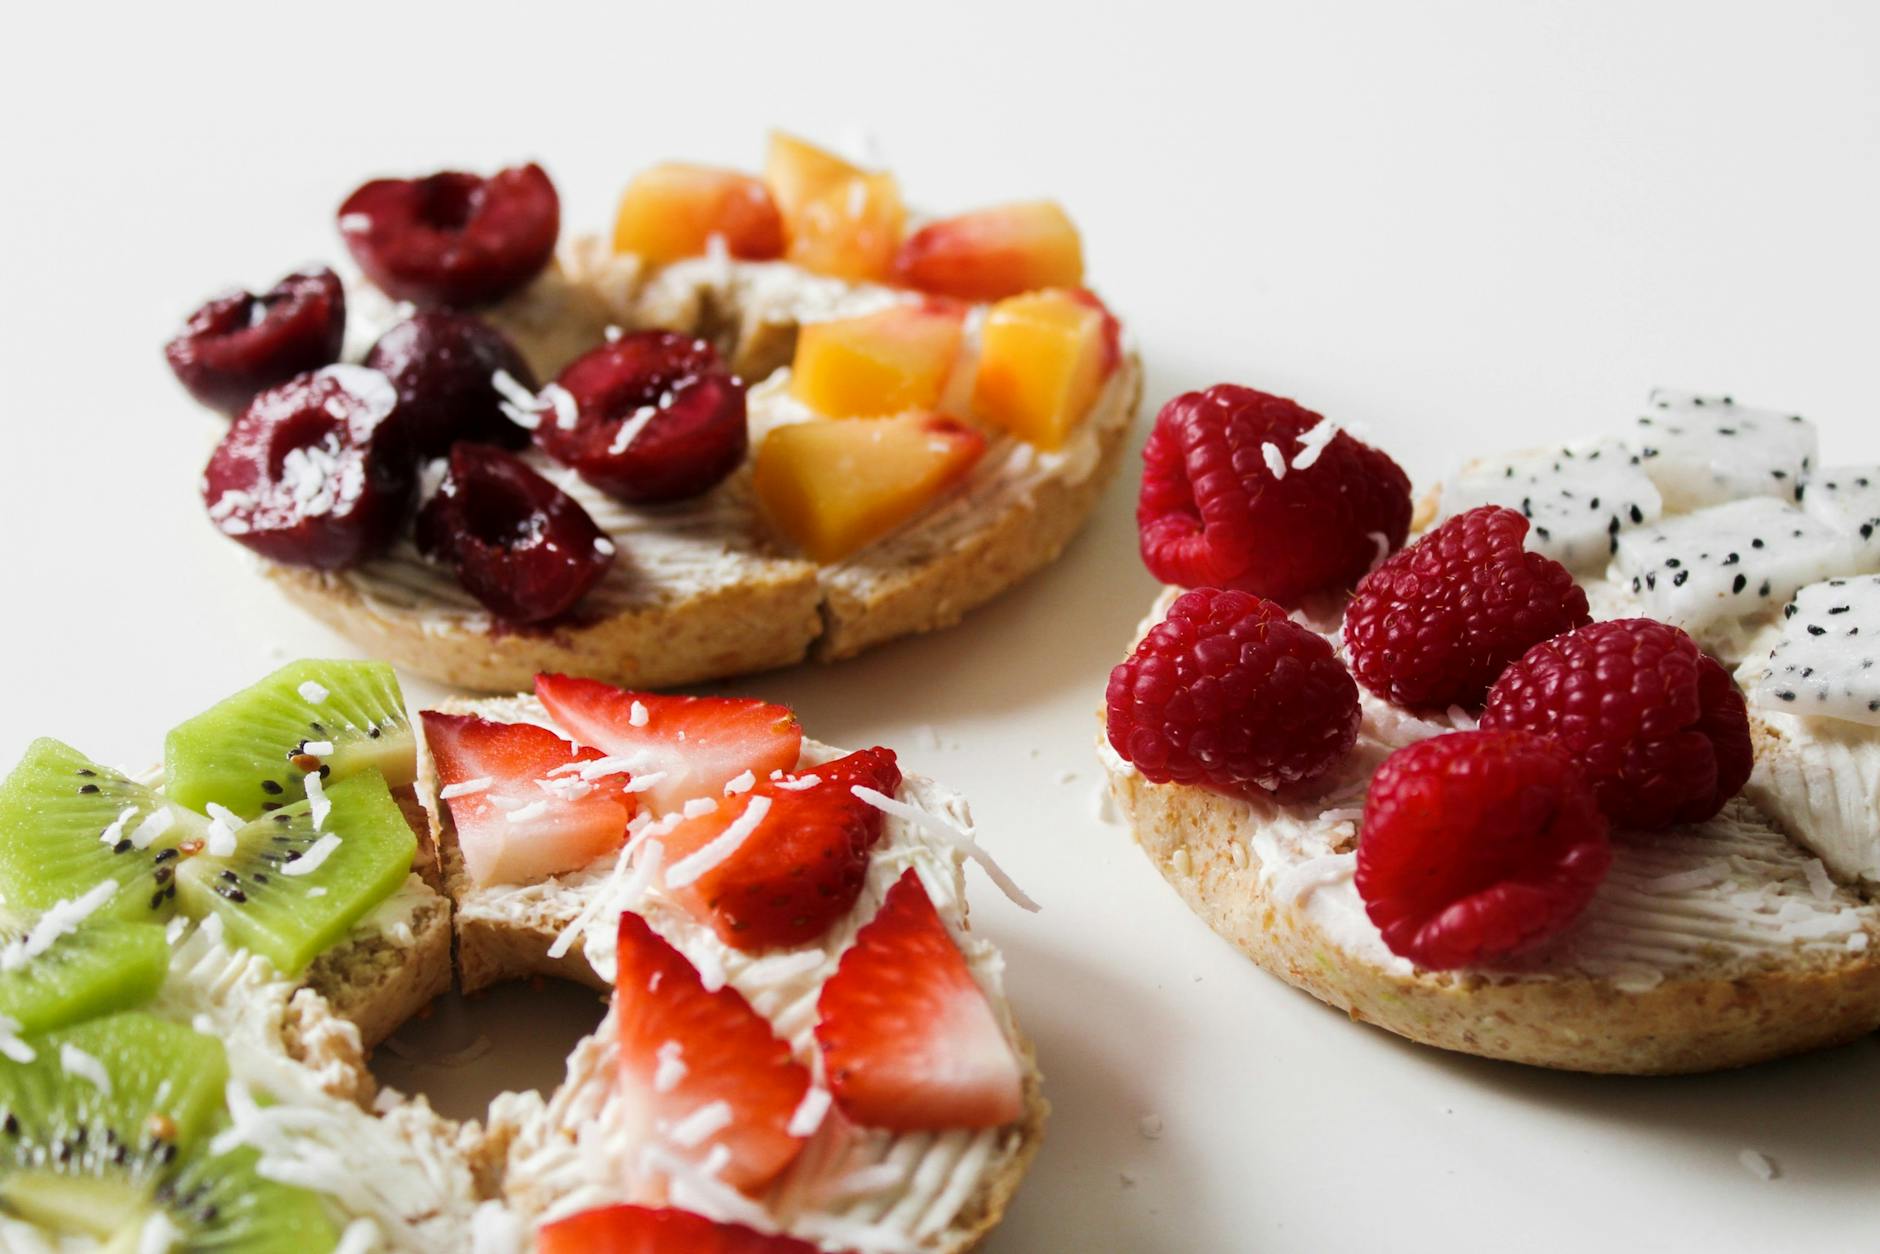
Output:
[338, 163, 559, 307]
[201, 366, 415, 569]
[363, 311, 535, 458]
[416, 444, 614, 623]
[535, 332, 747, 504]
[164, 267, 346, 416]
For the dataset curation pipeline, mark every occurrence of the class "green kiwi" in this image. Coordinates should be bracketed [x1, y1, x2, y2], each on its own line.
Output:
[0, 913, 169, 1037]
[176, 770, 417, 976]
[0, 740, 204, 922]
[130, 1137, 339, 1251]
[164, 660, 417, 821]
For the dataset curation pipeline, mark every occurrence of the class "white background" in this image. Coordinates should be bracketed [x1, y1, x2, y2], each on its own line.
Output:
[4, 2, 1878, 1250]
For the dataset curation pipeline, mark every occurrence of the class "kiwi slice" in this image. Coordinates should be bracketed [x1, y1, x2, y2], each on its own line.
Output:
[131, 1137, 339, 1251]
[0, 740, 203, 922]
[164, 659, 417, 821]
[176, 769, 417, 976]
[0, 912, 169, 1037]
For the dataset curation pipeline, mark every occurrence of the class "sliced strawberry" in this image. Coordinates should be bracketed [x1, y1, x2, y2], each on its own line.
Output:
[661, 748, 902, 951]
[536, 674, 801, 815]
[537, 1205, 826, 1254]
[422, 711, 635, 887]
[615, 911, 811, 1195]
[815, 870, 1025, 1131]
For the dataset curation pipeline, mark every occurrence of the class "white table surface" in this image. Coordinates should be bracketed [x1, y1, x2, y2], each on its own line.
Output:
[4, 3, 1877, 1250]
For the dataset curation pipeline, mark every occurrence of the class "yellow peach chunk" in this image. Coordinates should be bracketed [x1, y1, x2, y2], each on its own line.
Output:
[971, 289, 1119, 450]
[754, 413, 987, 562]
[786, 172, 906, 282]
[894, 201, 1084, 301]
[790, 303, 966, 418]
[612, 163, 785, 264]
[764, 131, 865, 226]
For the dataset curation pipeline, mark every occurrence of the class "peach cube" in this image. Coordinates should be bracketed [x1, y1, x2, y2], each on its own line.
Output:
[790, 303, 966, 418]
[972, 289, 1119, 450]
[786, 172, 906, 282]
[764, 131, 865, 225]
[612, 163, 785, 264]
[894, 201, 1084, 301]
[754, 413, 987, 562]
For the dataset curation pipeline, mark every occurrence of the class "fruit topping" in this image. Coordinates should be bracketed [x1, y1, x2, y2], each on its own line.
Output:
[536, 332, 748, 504]
[789, 302, 965, 419]
[1626, 390, 1817, 513]
[613, 164, 786, 264]
[1482, 619, 1752, 829]
[893, 201, 1084, 302]
[815, 869, 1024, 1130]
[338, 163, 560, 307]
[1355, 730, 1612, 969]
[1344, 505, 1591, 710]
[415, 443, 615, 624]
[614, 911, 811, 1194]
[1105, 587, 1359, 798]
[763, 132, 865, 229]
[363, 311, 536, 456]
[1749, 575, 1880, 724]
[753, 412, 987, 563]
[660, 747, 901, 951]
[786, 172, 905, 282]
[972, 288, 1119, 450]
[162, 267, 346, 417]
[164, 658, 416, 820]
[1137, 385, 1412, 604]
[422, 710, 635, 886]
[201, 364, 415, 570]
[534, 676, 801, 816]
[174, 769, 416, 976]
[538, 1205, 824, 1254]
[1435, 439, 1664, 574]
[1800, 466, 1880, 565]
[0, 908, 169, 1041]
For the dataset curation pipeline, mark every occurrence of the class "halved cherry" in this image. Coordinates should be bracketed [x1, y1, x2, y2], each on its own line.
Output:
[337, 163, 559, 307]
[201, 364, 413, 569]
[535, 332, 748, 504]
[364, 311, 534, 457]
[164, 267, 346, 416]
[415, 443, 614, 623]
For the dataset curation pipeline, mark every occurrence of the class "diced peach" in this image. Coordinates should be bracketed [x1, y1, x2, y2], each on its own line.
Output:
[893, 201, 1084, 302]
[790, 303, 966, 418]
[612, 163, 785, 263]
[754, 413, 987, 562]
[764, 131, 866, 225]
[786, 172, 906, 282]
[971, 289, 1119, 450]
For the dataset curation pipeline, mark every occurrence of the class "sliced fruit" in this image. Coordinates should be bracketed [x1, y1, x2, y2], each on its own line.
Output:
[753, 412, 987, 562]
[174, 770, 417, 976]
[534, 675, 801, 815]
[893, 201, 1084, 302]
[338, 163, 560, 308]
[422, 711, 635, 886]
[972, 288, 1118, 450]
[0, 740, 200, 922]
[0, 913, 169, 1038]
[164, 659, 416, 821]
[789, 303, 965, 419]
[149, 1137, 340, 1252]
[763, 132, 865, 228]
[163, 266, 347, 418]
[614, 912, 811, 1194]
[0, 1013, 229, 1236]
[815, 869, 1024, 1130]
[786, 172, 905, 282]
[539, 1204, 823, 1254]
[661, 748, 902, 951]
[613, 164, 786, 264]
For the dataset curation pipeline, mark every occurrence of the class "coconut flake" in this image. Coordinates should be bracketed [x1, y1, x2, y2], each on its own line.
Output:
[129, 806, 175, 850]
[297, 680, 330, 704]
[493, 369, 546, 430]
[723, 770, 756, 795]
[301, 740, 336, 757]
[282, 833, 342, 877]
[96, 804, 140, 847]
[653, 1040, 687, 1093]
[439, 777, 492, 800]
[1293, 416, 1340, 470]
[850, 786, 1040, 912]
[787, 1085, 832, 1137]
[629, 700, 650, 727]
[542, 383, 580, 431]
[470, 1201, 524, 1254]
[1739, 1148, 1779, 1180]
[682, 797, 719, 819]
[204, 803, 243, 857]
[1802, 858, 1836, 902]
[60, 1043, 111, 1095]
[1260, 441, 1288, 479]
[137, 1212, 182, 1254]
[666, 1099, 734, 1148]
[666, 797, 771, 889]
[333, 1219, 378, 1254]
[505, 800, 551, 824]
[608, 405, 660, 455]
[0, 1014, 34, 1063]
[304, 771, 331, 830]
[773, 774, 821, 792]
[2, 880, 118, 972]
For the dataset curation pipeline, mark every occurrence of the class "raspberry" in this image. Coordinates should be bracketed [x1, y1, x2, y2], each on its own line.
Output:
[1356, 730, 1611, 969]
[1344, 505, 1590, 710]
[1137, 386, 1411, 605]
[1480, 618, 1752, 829]
[1106, 588, 1359, 798]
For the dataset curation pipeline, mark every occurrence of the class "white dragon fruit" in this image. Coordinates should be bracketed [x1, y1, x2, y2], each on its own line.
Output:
[1625, 389, 1817, 513]
[1800, 464, 1880, 566]
[1749, 575, 1880, 725]
[1611, 497, 1864, 638]
[1438, 439, 1663, 573]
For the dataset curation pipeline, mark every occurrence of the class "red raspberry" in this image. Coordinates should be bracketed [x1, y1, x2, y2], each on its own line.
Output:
[1344, 505, 1590, 710]
[1137, 386, 1412, 605]
[1356, 729, 1611, 969]
[1106, 588, 1359, 798]
[1480, 618, 1752, 829]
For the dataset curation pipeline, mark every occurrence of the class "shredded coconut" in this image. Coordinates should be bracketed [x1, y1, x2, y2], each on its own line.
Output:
[301, 740, 336, 757]
[297, 680, 330, 704]
[682, 797, 720, 819]
[850, 786, 1040, 912]
[304, 771, 331, 830]
[1739, 1148, 1779, 1181]
[129, 806, 175, 850]
[0, 1013, 34, 1063]
[787, 1085, 832, 1137]
[59, 1043, 111, 1095]
[773, 774, 821, 792]
[2, 880, 118, 972]
[653, 1040, 687, 1093]
[1802, 858, 1835, 902]
[205, 803, 243, 857]
[137, 1212, 182, 1254]
[629, 700, 650, 727]
[1292, 416, 1340, 469]
[334, 1219, 379, 1254]
[724, 770, 756, 795]
[505, 800, 551, 824]
[666, 797, 771, 888]
[439, 777, 491, 799]
[97, 804, 140, 847]
[1260, 441, 1288, 479]
[667, 1099, 734, 1148]
[282, 833, 342, 877]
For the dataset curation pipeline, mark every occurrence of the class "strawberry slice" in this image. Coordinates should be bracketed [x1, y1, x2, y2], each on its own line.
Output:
[615, 911, 811, 1195]
[815, 869, 1025, 1131]
[422, 711, 636, 887]
[537, 1205, 826, 1254]
[660, 748, 902, 952]
[536, 674, 801, 815]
